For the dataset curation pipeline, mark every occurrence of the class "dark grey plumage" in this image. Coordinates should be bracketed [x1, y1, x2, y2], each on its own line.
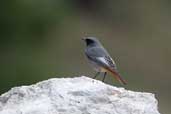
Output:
[82, 37, 127, 85]
[84, 37, 117, 71]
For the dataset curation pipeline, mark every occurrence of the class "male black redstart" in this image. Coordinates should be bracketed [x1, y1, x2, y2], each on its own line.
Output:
[82, 37, 127, 85]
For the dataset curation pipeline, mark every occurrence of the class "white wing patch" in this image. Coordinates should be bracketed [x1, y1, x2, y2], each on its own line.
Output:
[97, 56, 117, 70]
[98, 57, 109, 65]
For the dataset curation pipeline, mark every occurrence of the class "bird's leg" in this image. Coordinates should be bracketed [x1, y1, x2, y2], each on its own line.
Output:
[102, 72, 107, 82]
[93, 72, 100, 79]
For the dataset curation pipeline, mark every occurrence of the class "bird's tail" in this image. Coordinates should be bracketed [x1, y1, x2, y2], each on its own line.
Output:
[104, 67, 127, 85]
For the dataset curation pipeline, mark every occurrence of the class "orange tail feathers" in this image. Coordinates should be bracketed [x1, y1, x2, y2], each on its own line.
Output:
[105, 67, 127, 85]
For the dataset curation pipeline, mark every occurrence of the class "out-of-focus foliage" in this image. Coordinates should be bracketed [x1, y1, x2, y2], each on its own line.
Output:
[0, 0, 170, 113]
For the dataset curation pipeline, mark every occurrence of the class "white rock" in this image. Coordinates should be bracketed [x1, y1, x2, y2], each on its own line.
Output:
[0, 76, 160, 114]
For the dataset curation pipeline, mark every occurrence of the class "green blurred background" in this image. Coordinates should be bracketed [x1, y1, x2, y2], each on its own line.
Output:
[0, 0, 170, 113]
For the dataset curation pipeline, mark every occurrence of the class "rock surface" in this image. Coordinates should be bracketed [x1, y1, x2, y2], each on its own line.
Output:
[0, 76, 160, 114]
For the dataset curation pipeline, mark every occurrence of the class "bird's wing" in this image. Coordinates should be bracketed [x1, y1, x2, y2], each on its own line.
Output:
[98, 56, 117, 71]
[85, 47, 117, 70]
[85, 46, 127, 85]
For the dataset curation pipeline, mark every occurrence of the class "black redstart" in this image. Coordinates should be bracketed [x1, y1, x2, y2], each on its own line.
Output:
[82, 37, 127, 85]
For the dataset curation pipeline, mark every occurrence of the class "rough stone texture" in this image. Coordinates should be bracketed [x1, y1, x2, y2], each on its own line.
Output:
[0, 76, 160, 114]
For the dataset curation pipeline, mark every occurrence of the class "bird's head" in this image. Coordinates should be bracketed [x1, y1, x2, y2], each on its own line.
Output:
[82, 37, 101, 46]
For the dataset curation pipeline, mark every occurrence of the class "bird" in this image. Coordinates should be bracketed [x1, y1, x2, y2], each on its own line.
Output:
[82, 37, 127, 85]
